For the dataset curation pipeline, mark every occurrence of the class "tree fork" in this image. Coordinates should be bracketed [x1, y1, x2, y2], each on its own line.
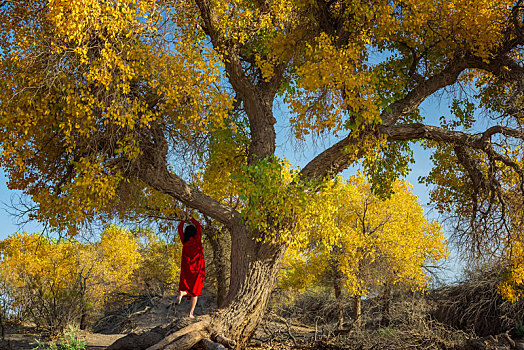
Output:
[133, 121, 289, 348]
[208, 223, 287, 347]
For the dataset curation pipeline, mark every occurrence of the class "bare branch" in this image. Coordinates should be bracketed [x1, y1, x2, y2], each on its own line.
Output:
[299, 132, 364, 181]
[133, 126, 239, 227]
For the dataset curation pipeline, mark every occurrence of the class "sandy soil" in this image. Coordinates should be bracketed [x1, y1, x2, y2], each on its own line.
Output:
[0, 292, 215, 350]
[0, 323, 126, 350]
[0, 292, 320, 350]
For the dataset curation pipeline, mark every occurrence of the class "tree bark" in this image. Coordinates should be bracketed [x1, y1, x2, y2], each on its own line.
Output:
[332, 258, 345, 329]
[210, 223, 287, 347]
[204, 225, 230, 307]
[352, 296, 361, 330]
[79, 309, 87, 330]
[143, 223, 287, 350]
[333, 277, 344, 329]
[380, 283, 391, 327]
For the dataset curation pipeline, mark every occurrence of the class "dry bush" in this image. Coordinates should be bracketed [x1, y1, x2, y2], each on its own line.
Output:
[93, 294, 155, 334]
[272, 289, 353, 327]
[343, 319, 468, 350]
[431, 266, 524, 336]
[331, 292, 470, 350]
[268, 288, 470, 350]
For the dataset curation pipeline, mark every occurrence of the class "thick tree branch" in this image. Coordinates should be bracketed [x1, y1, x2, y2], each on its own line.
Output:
[133, 126, 239, 227]
[385, 123, 524, 199]
[194, 0, 278, 162]
[301, 121, 524, 182]
[372, 20, 524, 126]
[453, 144, 486, 214]
[138, 165, 238, 227]
[469, 55, 524, 84]
[302, 54, 476, 181]
[381, 55, 482, 126]
[382, 123, 524, 151]
[303, 34, 524, 181]
[300, 132, 364, 181]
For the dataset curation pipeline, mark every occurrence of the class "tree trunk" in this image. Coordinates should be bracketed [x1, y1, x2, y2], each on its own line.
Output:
[134, 132, 290, 349]
[380, 283, 391, 327]
[352, 296, 361, 329]
[333, 267, 344, 329]
[79, 309, 87, 330]
[79, 279, 88, 330]
[146, 223, 287, 350]
[0, 306, 4, 341]
[205, 226, 230, 307]
[211, 223, 287, 347]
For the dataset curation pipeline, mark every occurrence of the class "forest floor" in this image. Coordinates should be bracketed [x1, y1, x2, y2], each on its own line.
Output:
[0, 292, 321, 350]
[3, 288, 524, 350]
[0, 323, 124, 350]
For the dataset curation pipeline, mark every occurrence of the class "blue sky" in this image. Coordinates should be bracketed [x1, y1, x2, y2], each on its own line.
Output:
[0, 171, 42, 237]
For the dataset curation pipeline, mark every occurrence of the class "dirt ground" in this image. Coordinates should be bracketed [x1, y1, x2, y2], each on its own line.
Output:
[0, 292, 219, 350]
[0, 292, 317, 350]
[0, 323, 125, 350]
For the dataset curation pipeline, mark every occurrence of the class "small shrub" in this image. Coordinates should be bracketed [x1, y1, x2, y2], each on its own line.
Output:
[31, 326, 86, 350]
[511, 322, 524, 339]
[376, 326, 399, 337]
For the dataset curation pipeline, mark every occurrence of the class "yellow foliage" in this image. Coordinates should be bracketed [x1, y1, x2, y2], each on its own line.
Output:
[0, 0, 233, 233]
[280, 176, 448, 297]
[499, 240, 524, 302]
[0, 0, 519, 303]
[0, 226, 140, 329]
[86, 225, 141, 301]
[133, 229, 182, 294]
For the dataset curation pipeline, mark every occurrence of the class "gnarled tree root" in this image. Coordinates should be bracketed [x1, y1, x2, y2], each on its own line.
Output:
[147, 316, 210, 350]
[145, 315, 237, 350]
[162, 331, 205, 350]
[201, 338, 226, 350]
[211, 333, 236, 348]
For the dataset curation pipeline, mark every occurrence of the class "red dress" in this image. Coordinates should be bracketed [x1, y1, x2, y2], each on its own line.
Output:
[178, 218, 205, 298]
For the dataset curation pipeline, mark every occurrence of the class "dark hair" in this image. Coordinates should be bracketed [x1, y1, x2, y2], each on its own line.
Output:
[183, 224, 197, 243]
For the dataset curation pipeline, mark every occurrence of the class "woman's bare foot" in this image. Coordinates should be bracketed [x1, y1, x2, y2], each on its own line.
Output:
[176, 290, 187, 305]
[188, 314, 195, 318]
[189, 296, 198, 318]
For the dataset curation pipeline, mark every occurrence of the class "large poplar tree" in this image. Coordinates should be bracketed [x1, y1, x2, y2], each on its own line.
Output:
[2, 0, 524, 348]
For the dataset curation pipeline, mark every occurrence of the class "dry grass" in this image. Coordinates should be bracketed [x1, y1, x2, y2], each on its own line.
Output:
[431, 266, 524, 337]
[263, 288, 470, 350]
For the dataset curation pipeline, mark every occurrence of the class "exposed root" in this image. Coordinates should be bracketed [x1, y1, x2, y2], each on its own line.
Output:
[163, 331, 206, 350]
[211, 332, 236, 348]
[144, 314, 240, 350]
[202, 338, 227, 350]
[146, 316, 210, 350]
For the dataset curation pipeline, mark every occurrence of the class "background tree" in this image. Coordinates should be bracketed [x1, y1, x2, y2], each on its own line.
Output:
[131, 227, 182, 297]
[0, 226, 140, 332]
[2, 0, 524, 348]
[280, 176, 447, 328]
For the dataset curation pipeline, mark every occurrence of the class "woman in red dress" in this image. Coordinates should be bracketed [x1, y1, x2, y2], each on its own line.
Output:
[176, 209, 205, 318]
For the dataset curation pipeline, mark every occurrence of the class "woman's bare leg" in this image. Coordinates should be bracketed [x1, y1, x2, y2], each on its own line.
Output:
[188, 296, 198, 318]
[176, 290, 188, 305]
